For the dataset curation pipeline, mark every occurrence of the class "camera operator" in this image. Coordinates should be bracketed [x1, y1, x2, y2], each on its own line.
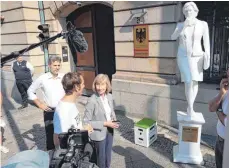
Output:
[53, 72, 93, 148]
[208, 68, 229, 168]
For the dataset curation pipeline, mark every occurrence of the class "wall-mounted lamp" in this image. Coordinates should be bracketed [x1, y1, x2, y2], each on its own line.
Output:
[69, 1, 82, 7]
[130, 9, 147, 24]
[75, 1, 82, 7]
[1, 15, 5, 24]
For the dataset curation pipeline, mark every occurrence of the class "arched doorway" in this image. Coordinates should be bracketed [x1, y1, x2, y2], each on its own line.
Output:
[67, 3, 116, 95]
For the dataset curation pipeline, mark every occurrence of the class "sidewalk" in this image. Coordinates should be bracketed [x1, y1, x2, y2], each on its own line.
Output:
[1, 96, 216, 167]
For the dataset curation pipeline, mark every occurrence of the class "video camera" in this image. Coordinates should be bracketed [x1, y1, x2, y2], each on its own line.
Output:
[49, 126, 98, 168]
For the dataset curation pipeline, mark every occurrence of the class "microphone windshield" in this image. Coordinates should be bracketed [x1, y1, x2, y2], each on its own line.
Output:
[67, 22, 88, 53]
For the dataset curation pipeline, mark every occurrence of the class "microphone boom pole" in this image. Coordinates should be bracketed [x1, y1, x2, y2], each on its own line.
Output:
[1, 32, 64, 67]
[1, 21, 88, 67]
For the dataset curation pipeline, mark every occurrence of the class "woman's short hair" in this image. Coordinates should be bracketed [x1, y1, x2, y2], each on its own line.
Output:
[48, 55, 62, 65]
[183, 2, 199, 16]
[92, 74, 112, 94]
[62, 72, 83, 95]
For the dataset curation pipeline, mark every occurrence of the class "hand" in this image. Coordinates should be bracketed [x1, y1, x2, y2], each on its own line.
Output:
[104, 121, 119, 129]
[220, 78, 228, 95]
[39, 103, 52, 112]
[83, 124, 94, 134]
[178, 23, 186, 35]
[183, 19, 189, 28]
[184, 17, 196, 28]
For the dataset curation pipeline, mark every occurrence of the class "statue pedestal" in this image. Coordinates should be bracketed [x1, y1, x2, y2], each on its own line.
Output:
[173, 111, 205, 164]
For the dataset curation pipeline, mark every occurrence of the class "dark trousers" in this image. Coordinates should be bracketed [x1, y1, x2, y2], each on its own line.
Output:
[16, 79, 32, 105]
[44, 111, 55, 151]
[94, 131, 113, 168]
[215, 135, 224, 168]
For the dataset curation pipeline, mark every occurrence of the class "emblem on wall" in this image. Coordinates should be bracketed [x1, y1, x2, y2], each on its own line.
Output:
[133, 25, 149, 57]
[136, 28, 146, 43]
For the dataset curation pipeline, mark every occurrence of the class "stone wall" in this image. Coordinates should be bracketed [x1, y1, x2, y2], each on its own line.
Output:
[1, 2, 38, 68]
[113, 1, 181, 82]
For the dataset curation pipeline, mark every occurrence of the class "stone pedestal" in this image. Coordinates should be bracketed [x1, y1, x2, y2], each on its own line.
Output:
[173, 111, 205, 164]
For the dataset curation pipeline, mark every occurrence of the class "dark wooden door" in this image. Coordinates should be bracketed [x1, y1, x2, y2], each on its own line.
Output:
[67, 4, 116, 95]
[67, 6, 96, 95]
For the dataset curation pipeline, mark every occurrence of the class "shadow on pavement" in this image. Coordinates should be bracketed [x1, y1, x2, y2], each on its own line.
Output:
[151, 134, 215, 168]
[21, 124, 46, 150]
[201, 134, 216, 149]
[202, 153, 216, 168]
[116, 113, 135, 144]
[150, 134, 177, 159]
[2, 96, 29, 151]
[113, 145, 164, 168]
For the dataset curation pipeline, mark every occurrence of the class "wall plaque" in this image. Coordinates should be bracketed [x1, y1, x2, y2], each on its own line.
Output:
[133, 25, 149, 57]
[62, 46, 68, 62]
[182, 126, 198, 143]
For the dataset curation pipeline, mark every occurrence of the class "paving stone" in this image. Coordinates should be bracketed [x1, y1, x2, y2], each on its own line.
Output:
[1, 96, 216, 168]
[111, 151, 132, 166]
[132, 159, 164, 168]
[111, 162, 133, 168]
[165, 163, 202, 168]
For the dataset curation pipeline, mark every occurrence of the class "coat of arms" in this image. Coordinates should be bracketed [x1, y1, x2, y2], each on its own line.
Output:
[133, 25, 149, 57]
[136, 28, 146, 43]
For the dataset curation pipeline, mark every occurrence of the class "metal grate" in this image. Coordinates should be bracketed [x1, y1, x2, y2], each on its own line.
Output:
[196, 2, 229, 83]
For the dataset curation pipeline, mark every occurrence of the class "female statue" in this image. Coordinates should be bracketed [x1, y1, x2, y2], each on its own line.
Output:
[171, 2, 210, 119]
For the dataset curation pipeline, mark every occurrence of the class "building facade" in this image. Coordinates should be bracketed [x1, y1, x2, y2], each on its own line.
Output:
[1, 1, 228, 136]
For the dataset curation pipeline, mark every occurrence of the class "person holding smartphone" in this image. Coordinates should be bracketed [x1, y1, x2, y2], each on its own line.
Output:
[83, 74, 119, 168]
[208, 68, 229, 168]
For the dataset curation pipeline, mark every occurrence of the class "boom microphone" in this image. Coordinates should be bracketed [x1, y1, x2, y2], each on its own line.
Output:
[66, 21, 88, 53]
[1, 22, 88, 67]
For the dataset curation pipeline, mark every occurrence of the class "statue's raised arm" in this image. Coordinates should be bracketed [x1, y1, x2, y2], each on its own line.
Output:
[171, 22, 184, 40]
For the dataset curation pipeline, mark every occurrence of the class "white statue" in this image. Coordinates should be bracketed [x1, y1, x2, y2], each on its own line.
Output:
[171, 2, 210, 119]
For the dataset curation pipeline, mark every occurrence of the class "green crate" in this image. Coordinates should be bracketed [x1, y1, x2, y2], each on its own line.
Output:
[135, 118, 156, 129]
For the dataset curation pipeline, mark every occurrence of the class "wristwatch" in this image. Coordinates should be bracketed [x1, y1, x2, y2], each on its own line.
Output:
[217, 108, 223, 113]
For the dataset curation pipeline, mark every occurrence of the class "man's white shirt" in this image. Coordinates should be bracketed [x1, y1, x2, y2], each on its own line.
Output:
[27, 72, 65, 108]
[217, 90, 229, 139]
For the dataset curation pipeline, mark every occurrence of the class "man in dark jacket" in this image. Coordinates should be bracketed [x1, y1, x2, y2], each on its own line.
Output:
[11, 56, 34, 109]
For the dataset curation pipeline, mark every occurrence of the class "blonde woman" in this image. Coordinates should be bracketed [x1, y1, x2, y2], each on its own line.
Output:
[83, 74, 119, 168]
